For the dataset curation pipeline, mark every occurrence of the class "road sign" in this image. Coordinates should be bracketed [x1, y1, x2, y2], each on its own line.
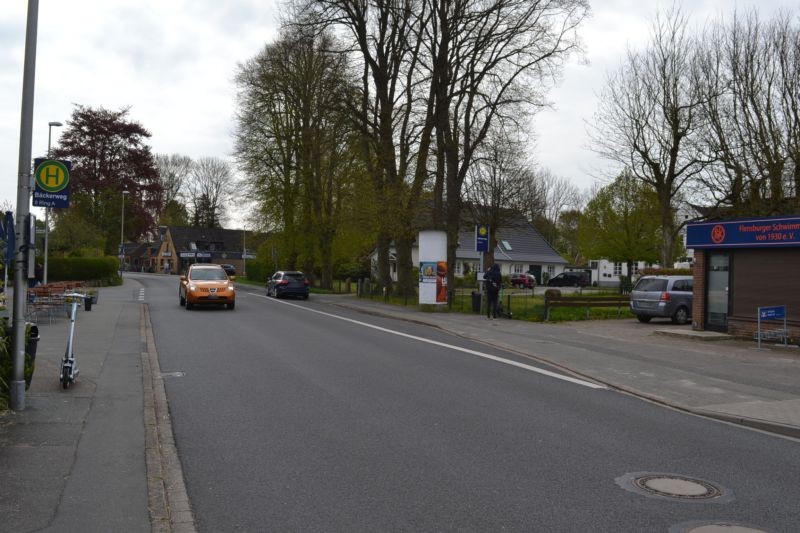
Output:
[758, 305, 786, 320]
[33, 158, 72, 208]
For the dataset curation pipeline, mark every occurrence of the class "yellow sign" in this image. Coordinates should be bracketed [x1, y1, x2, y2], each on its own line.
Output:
[35, 160, 70, 193]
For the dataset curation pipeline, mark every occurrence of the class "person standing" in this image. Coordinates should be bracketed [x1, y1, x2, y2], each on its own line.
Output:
[485, 263, 502, 319]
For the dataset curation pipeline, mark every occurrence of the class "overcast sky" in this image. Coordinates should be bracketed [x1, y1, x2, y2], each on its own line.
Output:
[1, 0, 795, 227]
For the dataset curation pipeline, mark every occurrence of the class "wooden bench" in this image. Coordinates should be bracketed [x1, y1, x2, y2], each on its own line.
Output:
[544, 295, 630, 321]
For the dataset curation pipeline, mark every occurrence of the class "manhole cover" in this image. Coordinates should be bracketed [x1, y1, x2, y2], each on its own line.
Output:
[615, 472, 733, 503]
[635, 475, 721, 499]
[670, 520, 774, 533]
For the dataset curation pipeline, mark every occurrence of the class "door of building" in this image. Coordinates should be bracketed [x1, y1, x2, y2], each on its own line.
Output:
[529, 265, 542, 285]
[706, 252, 730, 331]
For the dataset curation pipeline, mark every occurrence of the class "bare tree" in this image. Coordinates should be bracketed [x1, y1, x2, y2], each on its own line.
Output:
[694, 9, 800, 215]
[464, 127, 532, 265]
[423, 0, 588, 288]
[591, 8, 707, 267]
[186, 157, 234, 228]
[300, 0, 435, 296]
[154, 153, 193, 205]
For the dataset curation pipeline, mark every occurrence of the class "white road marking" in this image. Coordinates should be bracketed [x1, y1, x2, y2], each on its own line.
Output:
[252, 293, 605, 390]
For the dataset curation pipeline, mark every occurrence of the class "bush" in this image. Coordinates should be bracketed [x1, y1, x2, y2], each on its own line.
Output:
[454, 272, 478, 288]
[544, 288, 562, 299]
[48, 256, 121, 285]
[335, 261, 370, 280]
[243, 260, 270, 283]
[0, 321, 37, 410]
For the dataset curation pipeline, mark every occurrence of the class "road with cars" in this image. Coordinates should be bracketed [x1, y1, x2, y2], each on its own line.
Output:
[131, 273, 800, 532]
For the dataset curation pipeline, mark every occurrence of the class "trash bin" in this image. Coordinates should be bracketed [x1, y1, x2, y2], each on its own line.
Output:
[471, 291, 482, 313]
[84, 297, 92, 311]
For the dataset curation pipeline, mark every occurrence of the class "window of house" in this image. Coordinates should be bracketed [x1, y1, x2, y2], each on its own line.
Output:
[513, 264, 523, 274]
[589, 260, 598, 269]
[547, 265, 555, 276]
[614, 262, 622, 276]
[455, 262, 463, 276]
[501, 240, 512, 251]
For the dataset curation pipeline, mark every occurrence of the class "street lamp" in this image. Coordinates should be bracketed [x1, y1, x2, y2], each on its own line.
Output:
[120, 190, 129, 275]
[43, 120, 62, 285]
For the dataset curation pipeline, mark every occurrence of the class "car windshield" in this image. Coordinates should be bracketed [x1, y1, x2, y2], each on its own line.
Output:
[285, 273, 305, 280]
[633, 278, 668, 292]
[190, 268, 227, 281]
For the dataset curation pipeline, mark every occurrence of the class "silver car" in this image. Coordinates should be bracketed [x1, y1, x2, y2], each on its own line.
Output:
[630, 275, 693, 324]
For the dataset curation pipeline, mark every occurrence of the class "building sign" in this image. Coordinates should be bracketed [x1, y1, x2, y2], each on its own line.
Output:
[759, 305, 786, 320]
[196, 252, 212, 258]
[686, 216, 800, 249]
[180, 251, 196, 258]
[33, 158, 72, 208]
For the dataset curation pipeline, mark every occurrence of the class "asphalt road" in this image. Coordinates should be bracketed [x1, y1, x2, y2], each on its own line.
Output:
[132, 273, 800, 532]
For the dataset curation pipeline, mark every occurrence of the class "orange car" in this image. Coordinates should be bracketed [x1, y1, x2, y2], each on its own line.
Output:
[179, 264, 236, 310]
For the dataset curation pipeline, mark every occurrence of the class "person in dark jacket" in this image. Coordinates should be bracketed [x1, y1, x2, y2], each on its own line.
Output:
[484, 263, 502, 319]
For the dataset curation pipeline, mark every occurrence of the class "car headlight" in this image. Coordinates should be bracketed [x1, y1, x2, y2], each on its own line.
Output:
[188, 284, 197, 291]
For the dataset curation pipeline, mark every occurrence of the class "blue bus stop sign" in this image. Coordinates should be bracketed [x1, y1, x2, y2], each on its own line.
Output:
[475, 225, 489, 252]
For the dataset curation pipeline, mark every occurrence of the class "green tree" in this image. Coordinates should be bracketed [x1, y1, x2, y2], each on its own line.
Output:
[578, 170, 661, 281]
[51, 106, 162, 254]
[235, 28, 369, 288]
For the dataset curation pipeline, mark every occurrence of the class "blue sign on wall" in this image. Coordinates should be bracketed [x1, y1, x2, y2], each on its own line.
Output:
[759, 306, 786, 320]
[686, 215, 800, 249]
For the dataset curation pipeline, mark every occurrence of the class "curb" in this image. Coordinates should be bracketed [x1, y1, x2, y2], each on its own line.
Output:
[141, 304, 197, 533]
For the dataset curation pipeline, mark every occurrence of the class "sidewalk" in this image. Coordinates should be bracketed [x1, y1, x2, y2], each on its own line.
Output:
[0, 282, 153, 533]
[315, 294, 800, 439]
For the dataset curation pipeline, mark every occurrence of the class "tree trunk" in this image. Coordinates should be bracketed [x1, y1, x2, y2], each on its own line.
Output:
[375, 232, 392, 293]
[395, 235, 416, 298]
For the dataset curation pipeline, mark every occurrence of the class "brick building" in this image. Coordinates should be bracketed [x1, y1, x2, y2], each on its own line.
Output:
[686, 215, 800, 343]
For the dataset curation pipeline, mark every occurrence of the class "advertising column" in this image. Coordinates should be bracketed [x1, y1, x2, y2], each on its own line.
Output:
[418, 230, 447, 305]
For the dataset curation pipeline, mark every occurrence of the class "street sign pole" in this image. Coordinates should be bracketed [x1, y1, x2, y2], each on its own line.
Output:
[11, 0, 40, 410]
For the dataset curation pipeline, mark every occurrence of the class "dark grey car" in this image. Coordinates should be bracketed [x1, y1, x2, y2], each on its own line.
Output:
[267, 271, 310, 299]
[630, 275, 693, 324]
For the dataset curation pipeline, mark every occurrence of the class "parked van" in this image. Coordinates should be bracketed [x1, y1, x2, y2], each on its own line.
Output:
[630, 275, 693, 324]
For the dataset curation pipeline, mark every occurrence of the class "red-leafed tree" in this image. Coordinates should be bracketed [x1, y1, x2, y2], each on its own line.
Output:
[51, 105, 163, 255]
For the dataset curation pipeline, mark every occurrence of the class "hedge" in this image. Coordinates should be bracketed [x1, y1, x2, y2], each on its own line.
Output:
[47, 256, 121, 285]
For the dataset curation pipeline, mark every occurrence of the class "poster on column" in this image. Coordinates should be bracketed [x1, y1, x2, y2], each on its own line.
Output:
[419, 261, 437, 304]
[419, 261, 448, 304]
[418, 230, 447, 305]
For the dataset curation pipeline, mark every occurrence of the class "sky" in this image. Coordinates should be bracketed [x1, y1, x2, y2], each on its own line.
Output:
[1, 0, 795, 228]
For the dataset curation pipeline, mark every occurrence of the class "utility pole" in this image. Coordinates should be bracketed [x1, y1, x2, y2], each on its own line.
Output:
[242, 228, 246, 278]
[11, 0, 40, 411]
